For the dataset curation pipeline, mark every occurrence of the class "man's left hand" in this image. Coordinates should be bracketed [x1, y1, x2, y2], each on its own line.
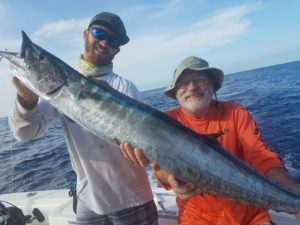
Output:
[119, 142, 150, 167]
[167, 174, 202, 199]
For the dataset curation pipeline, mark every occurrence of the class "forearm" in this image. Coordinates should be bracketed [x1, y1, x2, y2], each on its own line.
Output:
[266, 167, 300, 192]
[8, 99, 56, 141]
[9, 100, 40, 141]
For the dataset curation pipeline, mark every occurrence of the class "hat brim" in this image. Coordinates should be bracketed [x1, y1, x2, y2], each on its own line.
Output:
[164, 67, 224, 99]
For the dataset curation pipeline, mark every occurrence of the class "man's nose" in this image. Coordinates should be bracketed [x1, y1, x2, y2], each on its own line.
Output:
[98, 38, 109, 47]
[187, 80, 198, 89]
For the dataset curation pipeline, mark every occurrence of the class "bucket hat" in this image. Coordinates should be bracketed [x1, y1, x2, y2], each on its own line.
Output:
[164, 56, 224, 99]
[88, 12, 129, 45]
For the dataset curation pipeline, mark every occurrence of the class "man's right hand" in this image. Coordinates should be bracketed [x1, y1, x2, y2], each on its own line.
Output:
[119, 142, 203, 199]
[152, 163, 202, 199]
[12, 76, 39, 109]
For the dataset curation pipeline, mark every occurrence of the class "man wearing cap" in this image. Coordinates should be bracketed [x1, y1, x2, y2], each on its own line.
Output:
[9, 12, 158, 225]
[121, 56, 300, 224]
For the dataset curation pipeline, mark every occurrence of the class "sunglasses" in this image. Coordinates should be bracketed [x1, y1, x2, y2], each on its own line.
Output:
[176, 77, 210, 89]
[90, 27, 121, 49]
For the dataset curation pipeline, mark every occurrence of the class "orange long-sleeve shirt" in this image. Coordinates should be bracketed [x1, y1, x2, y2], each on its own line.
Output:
[161, 101, 284, 225]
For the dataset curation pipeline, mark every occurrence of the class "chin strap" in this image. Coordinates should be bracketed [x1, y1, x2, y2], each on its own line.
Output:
[214, 92, 224, 115]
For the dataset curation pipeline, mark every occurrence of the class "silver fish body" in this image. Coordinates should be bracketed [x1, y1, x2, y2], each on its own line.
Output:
[1, 31, 300, 214]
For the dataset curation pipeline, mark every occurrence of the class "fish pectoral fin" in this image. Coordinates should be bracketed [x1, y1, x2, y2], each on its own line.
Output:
[67, 82, 96, 100]
[66, 82, 83, 99]
[67, 79, 113, 100]
[203, 132, 224, 145]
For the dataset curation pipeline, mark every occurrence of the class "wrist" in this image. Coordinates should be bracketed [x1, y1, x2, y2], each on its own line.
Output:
[17, 94, 38, 110]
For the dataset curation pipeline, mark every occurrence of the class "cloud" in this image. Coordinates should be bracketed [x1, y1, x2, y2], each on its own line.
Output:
[117, 3, 258, 73]
[148, 0, 182, 19]
[18, 2, 261, 90]
[33, 18, 90, 39]
[0, 2, 6, 18]
[121, 0, 181, 18]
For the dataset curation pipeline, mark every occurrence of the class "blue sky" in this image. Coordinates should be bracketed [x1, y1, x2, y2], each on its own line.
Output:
[0, 0, 300, 117]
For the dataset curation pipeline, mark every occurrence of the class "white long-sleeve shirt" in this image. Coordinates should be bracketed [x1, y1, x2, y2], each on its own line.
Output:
[8, 71, 153, 214]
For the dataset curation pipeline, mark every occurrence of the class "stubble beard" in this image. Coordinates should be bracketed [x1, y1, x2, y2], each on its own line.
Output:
[85, 41, 113, 66]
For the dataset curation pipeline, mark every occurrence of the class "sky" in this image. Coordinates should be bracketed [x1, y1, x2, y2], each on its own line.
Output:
[0, 0, 300, 117]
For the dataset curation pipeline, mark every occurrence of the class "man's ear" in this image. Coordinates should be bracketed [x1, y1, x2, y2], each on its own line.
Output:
[83, 29, 89, 40]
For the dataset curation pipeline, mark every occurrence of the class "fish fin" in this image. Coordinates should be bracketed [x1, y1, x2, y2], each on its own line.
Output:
[92, 79, 110, 87]
[68, 79, 113, 100]
[204, 132, 224, 145]
[67, 82, 84, 99]
[206, 132, 224, 140]
[0, 49, 8, 62]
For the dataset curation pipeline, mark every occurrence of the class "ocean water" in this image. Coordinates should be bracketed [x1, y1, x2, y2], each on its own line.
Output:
[0, 60, 299, 194]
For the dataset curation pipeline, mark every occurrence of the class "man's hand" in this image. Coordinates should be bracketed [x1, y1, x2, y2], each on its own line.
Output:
[12, 76, 38, 109]
[152, 163, 202, 200]
[119, 142, 149, 167]
[168, 174, 202, 199]
[119, 142, 202, 199]
[266, 167, 300, 220]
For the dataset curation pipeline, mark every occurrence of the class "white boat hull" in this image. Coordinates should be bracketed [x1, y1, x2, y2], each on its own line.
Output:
[0, 188, 299, 225]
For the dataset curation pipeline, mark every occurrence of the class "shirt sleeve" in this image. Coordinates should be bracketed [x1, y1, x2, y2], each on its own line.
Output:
[233, 105, 285, 174]
[103, 73, 142, 101]
[123, 80, 141, 101]
[8, 99, 58, 141]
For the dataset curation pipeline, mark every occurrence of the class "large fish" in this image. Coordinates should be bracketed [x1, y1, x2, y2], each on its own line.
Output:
[1, 31, 300, 214]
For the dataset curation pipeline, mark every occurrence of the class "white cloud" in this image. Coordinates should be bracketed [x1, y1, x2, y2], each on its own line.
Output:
[0, 2, 6, 18]
[148, 0, 182, 19]
[121, 0, 181, 18]
[116, 3, 258, 79]
[33, 18, 90, 39]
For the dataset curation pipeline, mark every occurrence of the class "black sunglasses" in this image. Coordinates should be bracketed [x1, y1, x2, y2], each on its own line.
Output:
[90, 27, 121, 49]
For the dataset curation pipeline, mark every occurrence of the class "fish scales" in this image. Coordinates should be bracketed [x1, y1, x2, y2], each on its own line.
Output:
[1, 31, 300, 214]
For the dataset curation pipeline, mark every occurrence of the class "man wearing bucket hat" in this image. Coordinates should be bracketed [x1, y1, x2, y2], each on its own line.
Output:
[121, 56, 300, 224]
[9, 12, 158, 225]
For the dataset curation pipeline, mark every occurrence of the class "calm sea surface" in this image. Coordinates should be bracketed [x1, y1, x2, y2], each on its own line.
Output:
[0, 61, 300, 194]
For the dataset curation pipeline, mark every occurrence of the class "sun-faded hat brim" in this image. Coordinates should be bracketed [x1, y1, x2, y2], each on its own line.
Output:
[164, 66, 224, 99]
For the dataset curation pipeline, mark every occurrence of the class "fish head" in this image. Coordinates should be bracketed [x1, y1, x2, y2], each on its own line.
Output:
[19, 31, 67, 98]
[0, 31, 67, 99]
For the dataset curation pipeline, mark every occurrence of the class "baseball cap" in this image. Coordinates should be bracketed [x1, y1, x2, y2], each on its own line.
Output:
[88, 12, 129, 45]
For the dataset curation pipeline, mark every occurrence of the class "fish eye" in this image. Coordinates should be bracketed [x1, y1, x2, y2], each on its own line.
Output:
[38, 53, 46, 61]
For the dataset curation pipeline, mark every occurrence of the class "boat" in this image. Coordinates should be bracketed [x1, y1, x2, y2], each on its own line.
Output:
[0, 187, 299, 225]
